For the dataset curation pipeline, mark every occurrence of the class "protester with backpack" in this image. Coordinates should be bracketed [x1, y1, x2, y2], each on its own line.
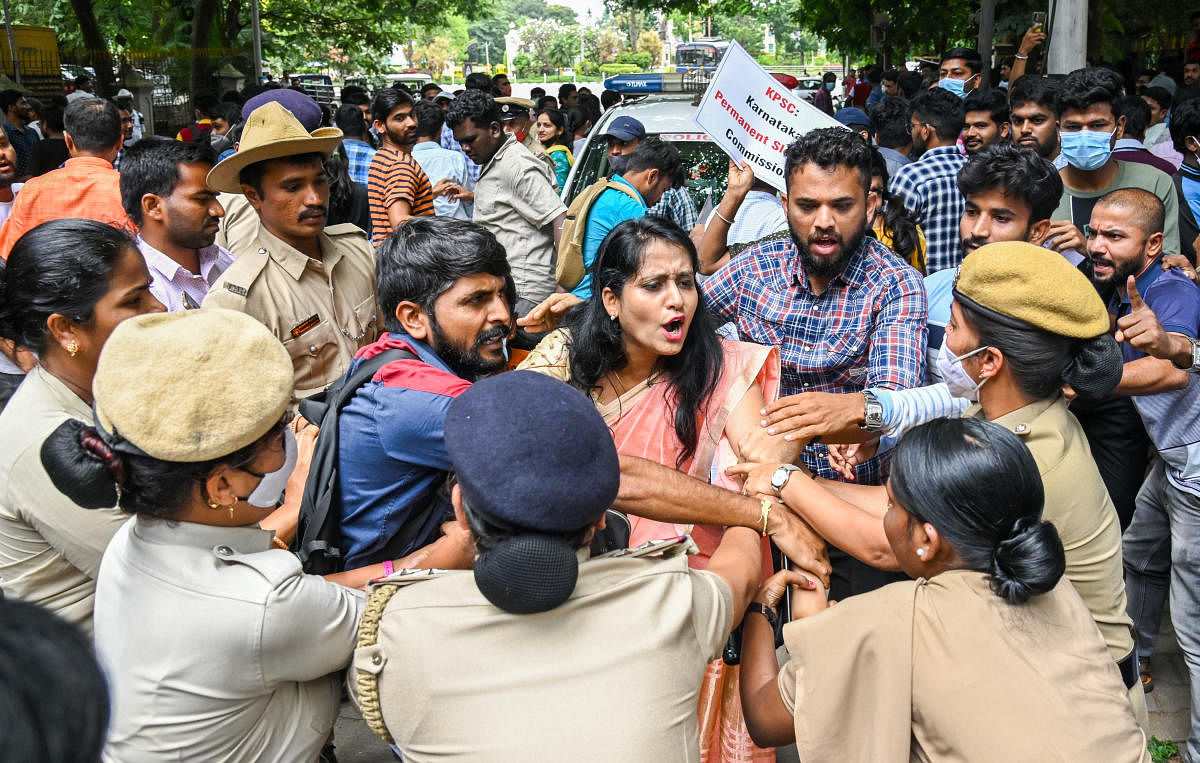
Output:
[303, 217, 514, 571]
[559, 136, 685, 301]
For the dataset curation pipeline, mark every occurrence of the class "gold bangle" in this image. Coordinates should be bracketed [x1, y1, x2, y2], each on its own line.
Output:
[759, 498, 772, 537]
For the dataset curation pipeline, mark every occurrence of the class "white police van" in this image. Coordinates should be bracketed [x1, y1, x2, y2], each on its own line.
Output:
[560, 77, 731, 213]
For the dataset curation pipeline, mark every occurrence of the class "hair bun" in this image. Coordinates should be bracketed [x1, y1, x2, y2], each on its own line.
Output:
[989, 516, 1066, 604]
[1061, 334, 1123, 400]
[473, 534, 579, 614]
[39, 420, 122, 510]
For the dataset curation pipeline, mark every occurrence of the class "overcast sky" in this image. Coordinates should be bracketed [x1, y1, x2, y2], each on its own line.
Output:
[555, 0, 607, 23]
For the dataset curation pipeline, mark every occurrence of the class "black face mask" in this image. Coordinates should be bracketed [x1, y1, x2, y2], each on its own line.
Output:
[608, 153, 631, 176]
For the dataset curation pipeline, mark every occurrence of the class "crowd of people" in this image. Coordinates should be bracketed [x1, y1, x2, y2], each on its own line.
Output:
[0, 30, 1199, 763]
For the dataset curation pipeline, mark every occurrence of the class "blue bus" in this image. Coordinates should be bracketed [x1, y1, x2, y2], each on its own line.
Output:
[674, 38, 729, 72]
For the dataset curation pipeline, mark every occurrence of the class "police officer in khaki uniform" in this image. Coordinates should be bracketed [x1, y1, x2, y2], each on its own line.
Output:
[736, 242, 1150, 730]
[36, 309, 366, 762]
[496, 96, 559, 189]
[204, 100, 380, 402]
[353, 371, 765, 761]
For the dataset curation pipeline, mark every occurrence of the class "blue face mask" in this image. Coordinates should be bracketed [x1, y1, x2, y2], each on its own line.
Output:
[937, 77, 968, 98]
[824, 82, 835, 91]
[1060, 129, 1115, 171]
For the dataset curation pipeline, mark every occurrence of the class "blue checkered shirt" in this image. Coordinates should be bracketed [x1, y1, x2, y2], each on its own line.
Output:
[647, 186, 698, 230]
[702, 233, 927, 484]
[888, 146, 966, 273]
[441, 123, 480, 182]
[342, 139, 376, 187]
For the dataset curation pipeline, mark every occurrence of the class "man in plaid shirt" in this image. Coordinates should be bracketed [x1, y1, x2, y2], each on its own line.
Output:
[888, 88, 967, 273]
[702, 128, 926, 597]
[334, 104, 376, 187]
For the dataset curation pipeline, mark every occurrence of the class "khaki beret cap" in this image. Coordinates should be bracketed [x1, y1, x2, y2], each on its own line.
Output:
[953, 242, 1110, 339]
[93, 309, 293, 462]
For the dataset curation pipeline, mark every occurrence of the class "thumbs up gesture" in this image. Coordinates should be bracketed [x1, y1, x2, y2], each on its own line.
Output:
[1115, 275, 1194, 367]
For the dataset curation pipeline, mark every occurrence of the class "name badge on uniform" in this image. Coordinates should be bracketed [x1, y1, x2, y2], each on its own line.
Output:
[224, 283, 248, 297]
[290, 314, 321, 338]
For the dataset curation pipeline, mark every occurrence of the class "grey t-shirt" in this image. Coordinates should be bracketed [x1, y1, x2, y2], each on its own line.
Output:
[1054, 159, 1182, 254]
[474, 135, 567, 304]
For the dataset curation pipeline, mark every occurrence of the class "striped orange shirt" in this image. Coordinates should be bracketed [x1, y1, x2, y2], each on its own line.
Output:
[367, 148, 434, 245]
[0, 156, 136, 258]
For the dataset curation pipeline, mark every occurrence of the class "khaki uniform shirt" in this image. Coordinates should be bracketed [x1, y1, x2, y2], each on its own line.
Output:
[0, 366, 128, 631]
[778, 571, 1149, 762]
[978, 396, 1134, 663]
[354, 553, 732, 762]
[520, 130, 560, 190]
[94, 517, 364, 763]
[204, 221, 380, 402]
[215, 192, 260, 255]
[473, 134, 566, 305]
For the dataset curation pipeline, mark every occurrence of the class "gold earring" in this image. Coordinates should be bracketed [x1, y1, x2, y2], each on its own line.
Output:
[66, 340, 79, 357]
[207, 497, 236, 519]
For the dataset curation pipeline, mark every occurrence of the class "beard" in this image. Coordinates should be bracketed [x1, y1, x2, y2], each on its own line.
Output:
[790, 218, 866, 280]
[429, 317, 510, 380]
[1090, 254, 1142, 291]
[910, 132, 928, 158]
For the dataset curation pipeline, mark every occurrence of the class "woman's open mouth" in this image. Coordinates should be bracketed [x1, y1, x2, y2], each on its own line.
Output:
[663, 316, 685, 341]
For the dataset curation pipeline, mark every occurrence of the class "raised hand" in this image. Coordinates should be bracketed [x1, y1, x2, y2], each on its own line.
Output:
[1114, 274, 1193, 366]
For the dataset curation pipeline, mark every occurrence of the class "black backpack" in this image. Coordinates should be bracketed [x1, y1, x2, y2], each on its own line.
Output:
[293, 348, 446, 575]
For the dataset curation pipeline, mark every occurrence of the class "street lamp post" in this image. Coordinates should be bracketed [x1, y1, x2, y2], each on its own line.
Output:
[250, 0, 263, 84]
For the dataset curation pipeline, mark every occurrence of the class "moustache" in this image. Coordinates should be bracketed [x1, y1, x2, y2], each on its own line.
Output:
[962, 236, 988, 251]
[807, 230, 844, 246]
[473, 325, 509, 350]
[298, 207, 327, 221]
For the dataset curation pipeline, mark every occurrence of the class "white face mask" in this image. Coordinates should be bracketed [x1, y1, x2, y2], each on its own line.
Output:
[936, 341, 989, 401]
[246, 427, 297, 508]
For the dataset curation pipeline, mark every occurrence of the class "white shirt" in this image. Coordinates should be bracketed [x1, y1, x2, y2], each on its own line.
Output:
[138, 236, 235, 311]
[0, 183, 23, 230]
[95, 517, 364, 762]
[725, 189, 788, 246]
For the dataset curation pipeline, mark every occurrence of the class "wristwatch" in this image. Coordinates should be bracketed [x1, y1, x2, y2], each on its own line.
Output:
[861, 390, 885, 431]
[1171, 337, 1200, 373]
[770, 464, 802, 499]
[746, 601, 778, 629]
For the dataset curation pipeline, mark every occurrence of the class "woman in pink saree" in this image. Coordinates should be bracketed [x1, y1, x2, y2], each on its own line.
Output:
[520, 216, 792, 761]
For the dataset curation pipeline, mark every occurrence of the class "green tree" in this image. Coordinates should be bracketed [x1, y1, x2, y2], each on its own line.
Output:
[636, 29, 662, 67]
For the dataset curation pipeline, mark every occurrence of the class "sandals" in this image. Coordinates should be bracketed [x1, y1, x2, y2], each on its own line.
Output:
[1140, 657, 1154, 693]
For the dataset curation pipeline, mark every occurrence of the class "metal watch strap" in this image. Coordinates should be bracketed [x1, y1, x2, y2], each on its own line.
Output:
[861, 390, 885, 430]
[771, 464, 800, 499]
[1191, 338, 1200, 373]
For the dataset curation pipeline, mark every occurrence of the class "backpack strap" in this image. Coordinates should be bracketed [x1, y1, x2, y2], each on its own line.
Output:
[604, 179, 644, 205]
[294, 347, 416, 570]
[576, 179, 645, 237]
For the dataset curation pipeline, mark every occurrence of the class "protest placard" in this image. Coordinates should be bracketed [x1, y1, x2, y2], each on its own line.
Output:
[694, 41, 845, 193]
